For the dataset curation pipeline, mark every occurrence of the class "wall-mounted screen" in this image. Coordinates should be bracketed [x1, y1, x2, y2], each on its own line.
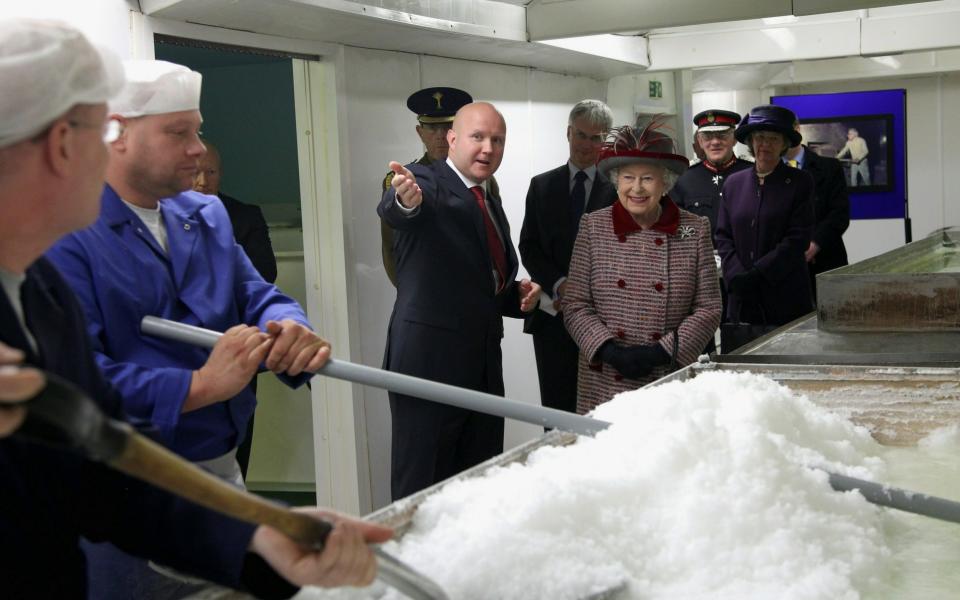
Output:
[798, 114, 894, 193]
[773, 89, 906, 221]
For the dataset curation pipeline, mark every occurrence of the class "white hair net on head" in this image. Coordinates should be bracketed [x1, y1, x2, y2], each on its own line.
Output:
[110, 60, 202, 118]
[0, 18, 124, 148]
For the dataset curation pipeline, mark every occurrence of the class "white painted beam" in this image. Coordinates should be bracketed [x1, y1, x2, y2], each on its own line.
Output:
[794, 0, 936, 15]
[648, 18, 861, 71]
[526, 0, 792, 41]
[862, 6, 960, 54]
[141, 0, 647, 78]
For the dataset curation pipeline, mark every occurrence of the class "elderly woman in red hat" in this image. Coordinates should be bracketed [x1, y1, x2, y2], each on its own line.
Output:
[563, 117, 722, 413]
[714, 105, 815, 350]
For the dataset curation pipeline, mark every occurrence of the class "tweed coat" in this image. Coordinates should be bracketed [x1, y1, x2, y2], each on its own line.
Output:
[564, 198, 722, 414]
[715, 161, 815, 325]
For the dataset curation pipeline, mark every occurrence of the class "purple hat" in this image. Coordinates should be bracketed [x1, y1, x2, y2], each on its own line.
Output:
[735, 104, 802, 146]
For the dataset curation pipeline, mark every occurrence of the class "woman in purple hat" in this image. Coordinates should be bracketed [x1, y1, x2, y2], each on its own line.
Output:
[564, 117, 722, 413]
[714, 105, 815, 351]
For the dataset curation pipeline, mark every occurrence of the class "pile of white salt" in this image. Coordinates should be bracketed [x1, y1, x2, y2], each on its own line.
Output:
[302, 371, 957, 600]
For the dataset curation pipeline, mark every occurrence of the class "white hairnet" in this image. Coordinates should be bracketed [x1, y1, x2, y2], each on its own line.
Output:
[110, 60, 201, 118]
[0, 18, 124, 148]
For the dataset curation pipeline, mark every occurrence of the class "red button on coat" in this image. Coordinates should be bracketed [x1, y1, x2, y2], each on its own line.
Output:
[651, 332, 662, 341]
[618, 235, 627, 243]
[654, 282, 664, 292]
[614, 374, 624, 382]
[616, 330, 626, 339]
[655, 238, 664, 246]
[617, 279, 626, 288]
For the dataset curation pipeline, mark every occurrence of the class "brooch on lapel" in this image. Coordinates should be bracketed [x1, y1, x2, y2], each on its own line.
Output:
[678, 225, 695, 240]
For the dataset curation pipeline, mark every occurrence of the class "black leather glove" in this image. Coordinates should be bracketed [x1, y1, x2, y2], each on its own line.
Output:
[728, 269, 763, 298]
[599, 342, 670, 380]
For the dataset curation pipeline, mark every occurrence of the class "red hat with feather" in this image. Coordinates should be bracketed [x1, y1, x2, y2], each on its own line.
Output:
[596, 114, 689, 178]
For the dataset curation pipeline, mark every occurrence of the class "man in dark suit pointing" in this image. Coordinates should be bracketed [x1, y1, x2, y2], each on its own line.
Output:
[518, 100, 616, 415]
[378, 102, 541, 500]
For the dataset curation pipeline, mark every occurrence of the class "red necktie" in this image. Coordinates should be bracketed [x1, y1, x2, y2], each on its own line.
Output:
[470, 186, 509, 292]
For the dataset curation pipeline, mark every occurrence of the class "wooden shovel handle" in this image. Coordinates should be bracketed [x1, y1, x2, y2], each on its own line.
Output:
[109, 424, 332, 548]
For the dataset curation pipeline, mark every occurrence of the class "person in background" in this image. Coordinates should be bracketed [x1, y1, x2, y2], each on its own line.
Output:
[195, 139, 278, 283]
[672, 110, 752, 238]
[379, 102, 541, 500]
[671, 109, 753, 352]
[783, 121, 849, 300]
[715, 105, 815, 346]
[564, 117, 721, 414]
[45, 58, 333, 598]
[0, 18, 389, 598]
[836, 127, 870, 186]
[380, 86, 489, 285]
[518, 99, 616, 416]
[195, 137, 278, 479]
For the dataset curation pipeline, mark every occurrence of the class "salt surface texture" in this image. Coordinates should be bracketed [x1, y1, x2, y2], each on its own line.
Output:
[303, 372, 894, 600]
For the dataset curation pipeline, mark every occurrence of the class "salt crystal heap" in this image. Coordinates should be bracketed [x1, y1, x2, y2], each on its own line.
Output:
[307, 372, 892, 600]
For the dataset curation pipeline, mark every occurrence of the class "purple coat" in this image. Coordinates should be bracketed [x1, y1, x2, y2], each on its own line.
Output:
[715, 161, 815, 325]
[564, 199, 721, 413]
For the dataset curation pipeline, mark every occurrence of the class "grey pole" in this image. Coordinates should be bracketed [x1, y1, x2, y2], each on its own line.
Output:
[140, 316, 609, 437]
[140, 316, 960, 526]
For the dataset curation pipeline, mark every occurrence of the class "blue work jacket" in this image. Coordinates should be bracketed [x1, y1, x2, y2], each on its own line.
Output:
[46, 185, 310, 461]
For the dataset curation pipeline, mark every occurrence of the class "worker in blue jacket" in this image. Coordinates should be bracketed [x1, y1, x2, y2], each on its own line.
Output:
[0, 19, 388, 598]
[45, 58, 335, 598]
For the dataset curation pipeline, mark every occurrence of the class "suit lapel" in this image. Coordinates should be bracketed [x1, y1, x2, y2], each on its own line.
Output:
[551, 165, 574, 231]
[587, 172, 614, 212]
[438, 160, 490, 255]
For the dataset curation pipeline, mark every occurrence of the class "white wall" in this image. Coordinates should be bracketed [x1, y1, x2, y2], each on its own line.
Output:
[337, 45, 606, 509]
[0, 0, 134, 58]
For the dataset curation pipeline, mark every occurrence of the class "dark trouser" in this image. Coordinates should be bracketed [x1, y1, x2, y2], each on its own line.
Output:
[235, 378, 257, 480]
[389, 393, 504, 501]
[82, 540, 205, 600]
[531, 313, 579, 416]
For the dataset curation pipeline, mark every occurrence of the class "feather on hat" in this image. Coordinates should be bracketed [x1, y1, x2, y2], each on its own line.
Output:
[596, 114, 689, 178]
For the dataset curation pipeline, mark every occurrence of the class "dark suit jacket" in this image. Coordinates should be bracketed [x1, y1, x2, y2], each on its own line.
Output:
[219, 193, 278, 283]
[0, 258, 293, 598]
[801, 148, 850, 274]
[381, 154, 500, 287]
[518, 164, 616, 333]
[377, 160, 523, 395]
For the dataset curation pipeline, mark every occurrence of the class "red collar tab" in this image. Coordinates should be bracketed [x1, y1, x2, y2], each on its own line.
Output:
[702, 155, 738, 174]
[612, 197, 680, 237]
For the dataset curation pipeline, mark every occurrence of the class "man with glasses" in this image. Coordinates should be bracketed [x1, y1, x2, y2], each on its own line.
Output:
[380, 87, 491, 285]
[518, 99, 616, 415]
[46, 59, 335, 598]
[0, 20, 388, 598]
[672, 110, 752, 351]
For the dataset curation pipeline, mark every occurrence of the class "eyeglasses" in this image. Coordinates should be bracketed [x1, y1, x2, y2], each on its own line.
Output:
[699, 130, 734, 142]
[69, 118, 123, 143]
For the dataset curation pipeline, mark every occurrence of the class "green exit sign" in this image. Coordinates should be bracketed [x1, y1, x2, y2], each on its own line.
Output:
[649, 80, 662, 98]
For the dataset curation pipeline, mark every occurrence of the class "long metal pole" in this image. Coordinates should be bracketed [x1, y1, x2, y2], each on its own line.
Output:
[141, 316, 960, 525]
[139, 316, 609, 436]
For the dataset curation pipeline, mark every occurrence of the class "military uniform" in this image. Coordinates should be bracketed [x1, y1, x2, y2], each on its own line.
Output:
[672, 156, 753, 237]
